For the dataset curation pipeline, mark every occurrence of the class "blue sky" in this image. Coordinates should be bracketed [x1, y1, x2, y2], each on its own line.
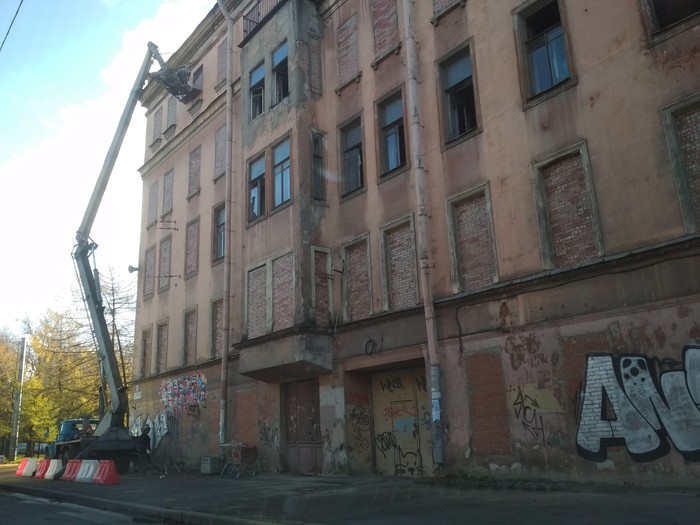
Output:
[0, 0, 213, 335]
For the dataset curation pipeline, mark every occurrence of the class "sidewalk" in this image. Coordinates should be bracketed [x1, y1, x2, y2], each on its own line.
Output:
[0, 463, 698, 525]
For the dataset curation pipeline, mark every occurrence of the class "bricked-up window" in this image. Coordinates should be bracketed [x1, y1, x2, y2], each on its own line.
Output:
[531, 142, 602, 268]
[313, 249, 330, 327]
[162, 169, 173, 217]
[309, 38, 322, 95]
[384, 222, 418, 310]
[312, 132, 325, 201]
[141, 329, 152, 377]
[147, 180, 159, 227]
[466, 352, 512, 455]
[272, 41, 289, 105]
[151, 106, 163, 145]
[250, 63, 265, 120]
[249, 155, 266, 221]
[215, 125, 226, 180]
[379, 94, 406, 174]
[449, 189, 497, 292]
[188, 145, 201, 198]
[158, 235, 172, 292]
[337, 14, 359, 87]
[647, 0, 700, 32]
[440, 47, 477, 141]
[247, 265, 267, 339]
[144, 245, 156, 298]
[185, 217, 200, 278]
[662, 96, 700, 233]
[211, 298, 224, 357]
[216, 40, 227, 86]
[273, 253, 294, 332]
[156, 321, 168, 374]
[514, 0, 572, 100]
[341, 119, 363, 195]
[372, 0, 399, 59]
[273, 139, 291, 207]
[184, 308, 197, 366]
[344, 240, 371, 321]
[214, 204, 226, 260]
[165, 96, 177, 135]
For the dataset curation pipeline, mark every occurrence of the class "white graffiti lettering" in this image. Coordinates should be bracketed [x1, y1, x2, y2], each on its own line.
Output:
[576, 345, 700, 462]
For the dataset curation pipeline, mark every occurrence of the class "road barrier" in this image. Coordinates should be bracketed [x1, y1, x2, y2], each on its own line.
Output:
[92, 460, 119, 485]
[61, 459, 81, 482]
[44, 459, 62, 480]
[76, 459, 99, 483]
[34, 459, 50, 479]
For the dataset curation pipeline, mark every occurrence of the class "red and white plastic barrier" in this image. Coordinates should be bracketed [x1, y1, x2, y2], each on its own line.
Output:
[44, 459, 62, 480]
[76, 460, 99, 483]
[60, 459, 81, 482]
[92, 460, 119, 485]
[34, 458, 50, 479]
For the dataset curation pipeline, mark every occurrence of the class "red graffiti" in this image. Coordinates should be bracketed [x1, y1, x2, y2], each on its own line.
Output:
[348, 390, 369, 405]
[383, 404, 418, 421]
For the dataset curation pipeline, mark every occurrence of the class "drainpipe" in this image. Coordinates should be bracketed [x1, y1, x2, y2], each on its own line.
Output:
[216, 0, 234, 447]
[401, 0, 445, 466]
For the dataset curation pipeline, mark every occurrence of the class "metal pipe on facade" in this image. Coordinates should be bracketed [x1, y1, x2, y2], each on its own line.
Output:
[401, 0, 445, 465]
[216, 0, 234, 447]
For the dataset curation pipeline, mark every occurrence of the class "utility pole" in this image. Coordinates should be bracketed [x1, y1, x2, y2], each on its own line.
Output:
[9, 337, 27, 461]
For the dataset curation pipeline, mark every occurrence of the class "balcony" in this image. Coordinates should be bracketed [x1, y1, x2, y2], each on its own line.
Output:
[240, 0, 288, 47]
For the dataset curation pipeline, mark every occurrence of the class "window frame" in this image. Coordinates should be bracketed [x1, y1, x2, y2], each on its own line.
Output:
[340, 117, 364, 197]
[311, 131, 326, 202]
[250, 62, 265, 121]
[213, 203, 226, 261]
[378, 90, 407, 176]
[272, 137, 291, 209]
[272, 41, 289, 105]
[513, 0, 576, 108]
[437, 41, 480, 145]
[248, 154, 266, 222]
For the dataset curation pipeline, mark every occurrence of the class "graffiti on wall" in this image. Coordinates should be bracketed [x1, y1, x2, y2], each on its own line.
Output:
[576, 345, 700, 462]
[258, 394, 280, 450]
[160, 372, 207, 415]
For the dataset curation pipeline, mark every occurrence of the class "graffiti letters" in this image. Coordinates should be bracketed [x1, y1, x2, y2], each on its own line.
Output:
[258, 419, 280, 449]
[379, 377, 404, 393]
[383, 404, 418, 421]
[348, 390, 369, 406]
[348, 405, 371, 452]
[415, 374, 427, 393]
[576, 345, 700, 462]
[375, 432, 398, 459]
[160, 372, 207, 415]
[513, 389, 545, 445]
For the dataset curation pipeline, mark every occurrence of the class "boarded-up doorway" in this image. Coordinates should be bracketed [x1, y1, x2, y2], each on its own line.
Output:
[284, 378, 321, 474]
[372, 367, 433, 477]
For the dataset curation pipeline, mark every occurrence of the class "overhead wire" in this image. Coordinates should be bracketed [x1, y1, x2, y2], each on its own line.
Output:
[0, 0, 24, 56]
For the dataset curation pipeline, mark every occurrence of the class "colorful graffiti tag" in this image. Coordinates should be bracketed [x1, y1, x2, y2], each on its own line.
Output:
[160, 372, 207, 414]
[576, 345, 700, 462]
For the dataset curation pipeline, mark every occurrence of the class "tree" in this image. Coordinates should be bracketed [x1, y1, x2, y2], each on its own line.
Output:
[0, 330, 19, 455]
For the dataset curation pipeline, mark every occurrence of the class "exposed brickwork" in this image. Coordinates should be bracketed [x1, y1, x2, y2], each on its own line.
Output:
[675, 106, 700, 224]
[188, 145, 201, 197]
[454, 193, 495, 291]
[560, 330, 609, 420]
[247, 265, 267, 339]
[466, 352, 512, 455]
[147, 180, 159, 227]
[144, 245, 156, 297]
[141, 329, 152, 377]
[152, 106, 163, 142]
[157, 322, 168, 374]
[162, 169, 173, 216]
[212, 298, 224, 357]
[314, 251, 330, 326]
[541, 154, 598, 267]
[337, 14, 359, 87]
[273, 253, 294, 332]
[158, 236, 171, 292]
[184, 309, 197, 366]
[346, 241, 370, 320]
[215, 125, 226, 178]
[185, 218, 200, 278]
[372, 0, 399, 58]
[309, 38, 322, 95]
[236, 390, 257, 444]
[386, 223, 418, 310]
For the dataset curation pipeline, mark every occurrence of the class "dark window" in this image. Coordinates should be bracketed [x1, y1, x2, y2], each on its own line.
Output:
[650, 0, 700, 31]
[525, 2, 570, 96]
[273, 41, 289, 104]
[312, 133, 325, 201]
[442, 51, 476, 140]
[380, 95, 406, 173]
[249, 155, 266, 221]
[273, 139, 291, 207]
[250, 63, 265, 120]
[214, 205, 225, 260]
[342, 120, 363, 195]
[192, 65, 204, 92]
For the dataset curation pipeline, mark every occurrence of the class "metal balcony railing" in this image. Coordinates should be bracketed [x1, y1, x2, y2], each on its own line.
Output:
[242, 0, 286, 42]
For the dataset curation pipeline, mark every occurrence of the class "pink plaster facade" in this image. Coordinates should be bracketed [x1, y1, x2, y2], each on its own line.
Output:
[131, 0, 700, 488]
